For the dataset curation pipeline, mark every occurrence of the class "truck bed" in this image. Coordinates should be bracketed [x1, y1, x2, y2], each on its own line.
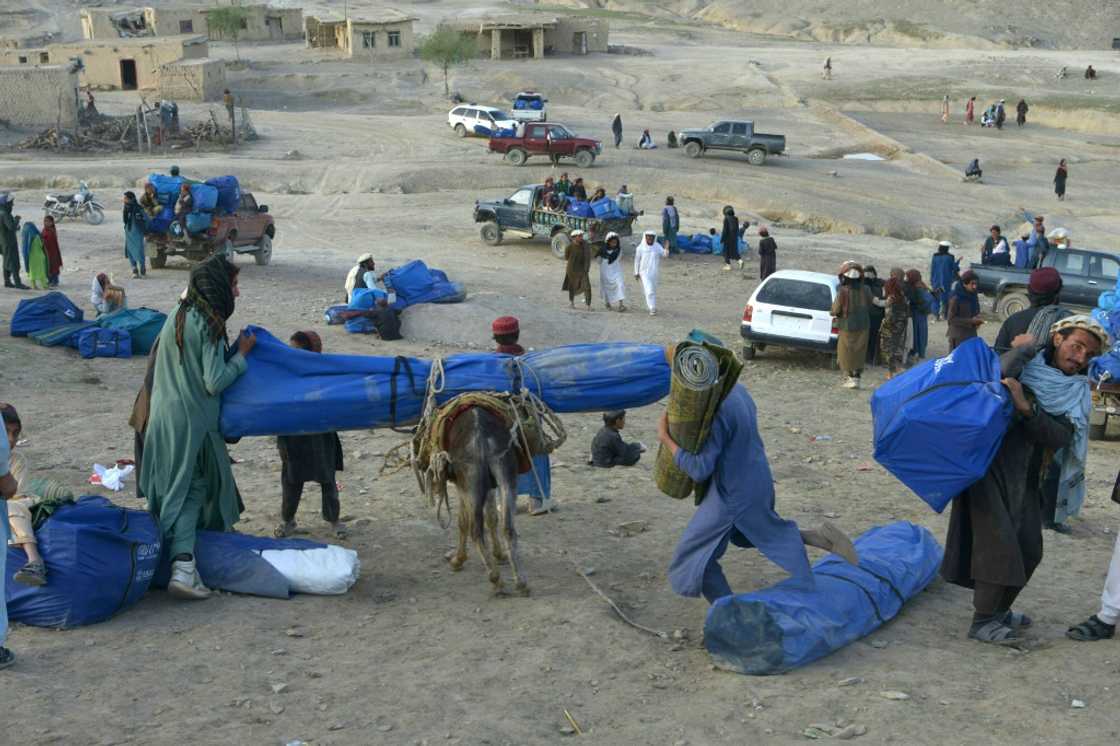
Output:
[532, 208, 636, 238]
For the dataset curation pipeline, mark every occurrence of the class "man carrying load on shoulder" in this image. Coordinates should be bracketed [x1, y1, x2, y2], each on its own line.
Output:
[941, 315, 1108, 644]
[657, 384, 858, 604]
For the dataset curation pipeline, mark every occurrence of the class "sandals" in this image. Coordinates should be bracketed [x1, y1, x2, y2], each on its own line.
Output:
[969, 618, 1022, 645]
[330, 522, 349, 540]
[1066, 615, 1116, 642]
[274, 520, 296, 538]
[0, 646, 15, 670]
[1003, 610, 1033, 628]
[13, 560, 47, 587]
[820, 521, 860, 566]
[529, 499, 558, 516]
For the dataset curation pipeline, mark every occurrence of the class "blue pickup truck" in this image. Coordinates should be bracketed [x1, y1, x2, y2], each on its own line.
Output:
[969, 247, 1120, 318]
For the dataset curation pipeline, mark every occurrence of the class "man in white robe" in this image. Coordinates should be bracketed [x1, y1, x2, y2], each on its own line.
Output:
[598, 231, 626, 311]
[634, 230, 667, 316]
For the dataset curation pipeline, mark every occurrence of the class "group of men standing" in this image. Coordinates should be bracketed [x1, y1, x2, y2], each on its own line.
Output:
[562, 230, 667, 316]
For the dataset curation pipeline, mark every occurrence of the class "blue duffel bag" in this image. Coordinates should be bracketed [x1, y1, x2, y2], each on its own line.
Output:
[870, 337, 1011, 512]
[76, 327, 132, 359]
[186, 211, 213, 234]
[5, 496, 161, 628]
[10, 291, 83, 337]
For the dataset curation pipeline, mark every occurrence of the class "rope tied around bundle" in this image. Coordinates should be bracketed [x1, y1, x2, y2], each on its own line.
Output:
[381, 357, 567, 527]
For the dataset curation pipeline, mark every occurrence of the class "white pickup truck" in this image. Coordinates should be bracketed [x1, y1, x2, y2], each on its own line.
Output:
[510, 91, 548, 122]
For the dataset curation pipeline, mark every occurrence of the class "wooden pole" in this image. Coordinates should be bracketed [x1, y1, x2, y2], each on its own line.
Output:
[135, 107, 142, 152]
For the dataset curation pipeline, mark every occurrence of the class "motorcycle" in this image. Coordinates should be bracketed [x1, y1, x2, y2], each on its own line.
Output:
[43, 182, 105, 225]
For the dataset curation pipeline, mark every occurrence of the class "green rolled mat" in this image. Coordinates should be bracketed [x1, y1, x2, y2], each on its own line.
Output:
[654, 341, 743, 502]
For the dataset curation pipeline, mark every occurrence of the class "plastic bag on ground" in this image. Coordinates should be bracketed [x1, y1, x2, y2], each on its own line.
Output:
[259, 545, 360, 595]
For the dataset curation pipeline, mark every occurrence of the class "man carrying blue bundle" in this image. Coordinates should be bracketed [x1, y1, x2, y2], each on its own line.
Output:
[657, 386, 858, 604]
[941, 314, 1108, 644]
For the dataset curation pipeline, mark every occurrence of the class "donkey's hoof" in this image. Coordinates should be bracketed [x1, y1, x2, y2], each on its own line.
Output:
[491, 583, 509, 597]
[515, 583, 531, 597]
[445, 550, 466, 571]
[493, 552, 509, 565]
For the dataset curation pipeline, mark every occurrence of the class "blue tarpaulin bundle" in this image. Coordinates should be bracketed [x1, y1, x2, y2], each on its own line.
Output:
[30, 320, 97, 348]
[189, 183, 219, 212]
[567, 200, 594, 218]
[10, 291, 83, 337]
[151, 530, 325, 599]
[148, 174, 183, 206]
[871, 337, 1011, 512]
[205, 175, 241, 214]
[185, 211, 213, 234]
[95, 307, 167, 355]
[383, 260, 466, 310]
[349, 287, 389, 310]
[146, 204, 175, 235]
[220, 327, 671, 437]
[324, 304, 349, 325]
[704, 521, 943, 675]
[5, 496, 161, 628]
[590, 197, 626, 220]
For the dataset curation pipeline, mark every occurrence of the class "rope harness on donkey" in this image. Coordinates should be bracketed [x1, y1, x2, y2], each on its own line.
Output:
[382, 358, 567, 527]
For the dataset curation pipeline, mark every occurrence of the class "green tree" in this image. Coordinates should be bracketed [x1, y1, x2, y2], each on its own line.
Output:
[419, 28, 477, 96]
[207, 7, 250, 61]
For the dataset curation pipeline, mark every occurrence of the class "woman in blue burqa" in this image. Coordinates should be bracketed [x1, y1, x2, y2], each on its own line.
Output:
[658, 384, 859, 603]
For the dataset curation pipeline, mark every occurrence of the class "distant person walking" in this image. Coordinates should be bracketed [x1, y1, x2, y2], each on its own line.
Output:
[995, 99, 1006, 130]
[822, 57, 832, 80]
[941, 95, 950, 123]
[831, 261, 872, 389]
[964, 96, 976, 125]
[929, 242, 958, 321]
[757, 226, 777, 280]
[1054, 159, 1069, 201]
[1085, 65, 1097, 80]
[634, 231, 667, 316]
[611, 113, 623, 149]
[223, 88, 236, 144]
[562, 230, 593, 310]
[720, 205, 740, 271]
[1016, 99, 1029, 127]
[661, 196, 679, 255]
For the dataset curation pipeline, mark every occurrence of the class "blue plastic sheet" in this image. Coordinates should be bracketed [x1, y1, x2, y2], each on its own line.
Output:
[145, 205, 175, 235]
[151, 530, 325, 599]
[148, 173, 183, 206]
[871, 337, 1011, 512]
[205, 175, 241, 214]
[324, 304, 349, 325]
[382, 260, 465, 309]
[10, 291, 83, 337]
[186, 211, 212, 234]
[704, 521, 943, 675]
[5, 496, 161, 628]
[189, 183, 219, 212]
[96, 307, 167, 355]
[220, 327, 671, 437]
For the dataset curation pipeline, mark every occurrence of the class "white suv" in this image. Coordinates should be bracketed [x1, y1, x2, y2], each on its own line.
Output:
[448, 105, 519, 138]
[741, 270, 839, 362]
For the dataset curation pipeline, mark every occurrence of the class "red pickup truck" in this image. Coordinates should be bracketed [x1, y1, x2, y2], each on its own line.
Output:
[148, 192, 275, 268]
[489, 123, 603, 168]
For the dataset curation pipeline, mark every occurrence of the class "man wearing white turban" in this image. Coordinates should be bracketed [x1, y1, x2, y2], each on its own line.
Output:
[634, 230, 667, 316]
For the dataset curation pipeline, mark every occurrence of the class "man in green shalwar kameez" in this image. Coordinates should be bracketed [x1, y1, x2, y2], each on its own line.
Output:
[140, 255, 255, 599]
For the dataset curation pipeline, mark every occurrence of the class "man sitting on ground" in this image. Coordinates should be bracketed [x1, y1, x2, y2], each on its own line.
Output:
[965, 158, 983, 180]
[590, 410, 644, 468]
[344, 253, 376, 303]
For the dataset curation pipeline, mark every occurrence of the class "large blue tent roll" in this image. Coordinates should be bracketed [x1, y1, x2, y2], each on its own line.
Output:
[870, 337, 1011, 512]
[704, 521, 943, 675]
[220, 327, 670, 437]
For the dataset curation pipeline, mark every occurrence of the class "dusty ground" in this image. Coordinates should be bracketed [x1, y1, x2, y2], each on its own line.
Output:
[3, 2, 1120, 745]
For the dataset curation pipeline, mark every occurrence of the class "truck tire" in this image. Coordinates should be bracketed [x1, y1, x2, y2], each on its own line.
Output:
[506, 148, 528, 166]
[746, 148, 767, 166]
[996, 290, 1029, 319]
[684, 141, 702, 158]
[480, 221, 502, 245]
[454, 123, 467, 137]
[150, 249, 167, 269]
[254, 233, 273, 266]
[574, 149, 595, 169]
[550, 231, 571, 260]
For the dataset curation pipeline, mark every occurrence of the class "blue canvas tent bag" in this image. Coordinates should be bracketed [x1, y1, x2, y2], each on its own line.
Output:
[870, 337, 1011, 512]
[10, 291, 83, 337]
[77, 327, 132, 359]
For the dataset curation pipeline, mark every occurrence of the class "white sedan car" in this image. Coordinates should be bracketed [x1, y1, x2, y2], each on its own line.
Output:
[741, 270, 840, 363]
[448, 105, 519, 138]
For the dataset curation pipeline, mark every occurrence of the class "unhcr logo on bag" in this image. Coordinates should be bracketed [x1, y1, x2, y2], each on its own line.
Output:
[932, 350, 956, 376]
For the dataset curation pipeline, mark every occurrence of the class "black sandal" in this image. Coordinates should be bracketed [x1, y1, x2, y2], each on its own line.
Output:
[1066, 615, 1116, 642]
[1003, 610, 1033, 628]
[0, 647, 14, 670]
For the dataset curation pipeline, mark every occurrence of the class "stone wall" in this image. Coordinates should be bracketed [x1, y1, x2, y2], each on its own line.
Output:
[0, 65, 80, 128]
[158, 58, 226, 101]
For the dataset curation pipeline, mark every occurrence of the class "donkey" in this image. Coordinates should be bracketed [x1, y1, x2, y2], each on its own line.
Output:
[444, 405, 529, 596]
